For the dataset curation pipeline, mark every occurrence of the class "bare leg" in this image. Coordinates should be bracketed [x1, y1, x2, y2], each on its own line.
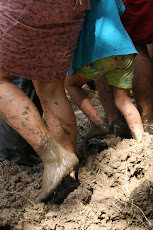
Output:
[95, 77, 132, 138]
[0, 71, 49, 150]
[114, 87, 144, 140]
[133, 44, 153, 134]
[95, 76, 119, 126]
[133, 44, 153, 117]
[0, 71, 78, 201]
[33, 80, 77, 153]
[65, 73, 109, 139]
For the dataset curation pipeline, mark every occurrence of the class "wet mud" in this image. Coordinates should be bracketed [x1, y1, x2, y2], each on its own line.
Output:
[0, 89, 153, 230]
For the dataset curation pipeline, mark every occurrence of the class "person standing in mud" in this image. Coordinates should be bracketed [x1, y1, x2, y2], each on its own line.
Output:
[0, 0, 90, 201]
[92, 0, 153, 137]
[65, 0, 144, 141]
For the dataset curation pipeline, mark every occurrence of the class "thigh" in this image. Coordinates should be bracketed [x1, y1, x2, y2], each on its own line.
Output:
[66, 72, 91, 87]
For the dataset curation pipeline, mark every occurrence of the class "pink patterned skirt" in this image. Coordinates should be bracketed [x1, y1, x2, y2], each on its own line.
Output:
[0, 0, 90, 81]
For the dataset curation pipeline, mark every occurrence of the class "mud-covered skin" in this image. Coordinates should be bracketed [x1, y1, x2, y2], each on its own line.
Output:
[142, 115, 153, 135]
[36, 138, 79, 202]
[84, 122, 109, 140]
[109, 115, 132, 139]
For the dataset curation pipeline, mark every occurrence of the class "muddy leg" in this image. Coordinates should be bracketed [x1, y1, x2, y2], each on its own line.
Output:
[95, 77, 131, 138]
[113, 87, 144, 141]
[84, 123, 109, 140]
[0, 71, 79, 201]
[33, 79, 79, 181]
[65, 73, 109, 140]
[36, 138, 79, 202]
[95, 77, 119, 126]
[133, 44, 153, 134]
[33, 80, 77, 153]
[0, 71, 49, 150]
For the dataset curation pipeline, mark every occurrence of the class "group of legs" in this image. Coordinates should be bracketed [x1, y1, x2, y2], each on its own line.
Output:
[0, 71, 79, 201]
[65, 0, 153, 141]
[0, 0, 91, 201]
[1, 46, 152, 201]
[1, 0, 153, 202]
[65, 54, 144, 142]
[89, 43, 153, 137]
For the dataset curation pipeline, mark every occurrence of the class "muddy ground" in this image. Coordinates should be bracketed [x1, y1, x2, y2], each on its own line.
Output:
[0, 88, 153, 230]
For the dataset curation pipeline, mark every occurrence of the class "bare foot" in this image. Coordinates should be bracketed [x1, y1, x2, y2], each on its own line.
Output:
[84, 123, 109, 140]
[36, 138, 79, 202]
[109, 116, 132, 139]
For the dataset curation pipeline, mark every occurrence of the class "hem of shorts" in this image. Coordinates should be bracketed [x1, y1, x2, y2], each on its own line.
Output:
[69, 50, 137, 75]
[75, 70, 96, 81]
[107, 82, 132, 89]
[0, 66, 66, 81]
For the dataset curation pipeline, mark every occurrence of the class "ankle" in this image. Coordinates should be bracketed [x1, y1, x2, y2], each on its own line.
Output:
[37, 137, 59, 162]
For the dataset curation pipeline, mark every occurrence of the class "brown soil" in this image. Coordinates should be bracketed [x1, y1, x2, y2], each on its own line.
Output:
[0, 88, 153, 230]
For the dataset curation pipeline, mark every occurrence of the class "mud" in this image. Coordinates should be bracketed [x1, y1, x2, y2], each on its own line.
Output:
[0, 88, 153, 230]
[36, 137, 79, 202]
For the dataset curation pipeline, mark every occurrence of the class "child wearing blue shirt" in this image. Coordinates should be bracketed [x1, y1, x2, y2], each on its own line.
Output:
[65, 0, 144, 141]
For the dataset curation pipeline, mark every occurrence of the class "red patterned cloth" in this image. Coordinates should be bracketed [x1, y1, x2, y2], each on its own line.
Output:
[121, 0, 153, 44]
[0, 0, 90, 81]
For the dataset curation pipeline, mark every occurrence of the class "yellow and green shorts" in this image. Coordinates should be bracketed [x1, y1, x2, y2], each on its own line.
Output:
[76, 54, 134, 89]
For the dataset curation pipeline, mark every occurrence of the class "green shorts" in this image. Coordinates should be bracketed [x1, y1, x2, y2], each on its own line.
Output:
[76, 54, 134, 89]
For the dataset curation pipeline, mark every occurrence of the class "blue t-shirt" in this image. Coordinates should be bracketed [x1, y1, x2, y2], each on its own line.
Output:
[68, 0, 137, 75]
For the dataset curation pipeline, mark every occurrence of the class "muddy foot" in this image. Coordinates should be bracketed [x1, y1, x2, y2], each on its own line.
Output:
[109, 116, 132, 139]
[84, 123, 109, 140]
[36, 138, 79, 202]
[142, 115, 153, 134]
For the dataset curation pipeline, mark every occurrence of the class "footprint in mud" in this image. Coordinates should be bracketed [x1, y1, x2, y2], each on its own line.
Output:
[49, 176, 80, 205]
[77, 138, 108, 166]
[43, 173, 94, 206]
[80, 185, 93, 205]
[86, 139, 108, 154]
[129, 180, 153, 217]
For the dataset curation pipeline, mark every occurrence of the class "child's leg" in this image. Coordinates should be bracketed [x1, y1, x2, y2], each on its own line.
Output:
[95, 77, 132, 138]
[65, 73, 109, 139]
[113, 87, 144, 140]
[95, 76, 119, 126]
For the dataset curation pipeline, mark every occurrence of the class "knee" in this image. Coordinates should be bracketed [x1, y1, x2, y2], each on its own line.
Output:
[65, 73, 84, 92]
[65, 74, 75, 90]
[114, 93, 127, 111]
[114, 94, 132, 113]
[33, 80, 65, 102]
